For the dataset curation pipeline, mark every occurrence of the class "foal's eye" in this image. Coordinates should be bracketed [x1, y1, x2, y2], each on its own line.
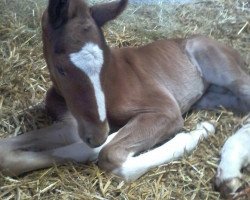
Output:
[57, 67, 66, 76]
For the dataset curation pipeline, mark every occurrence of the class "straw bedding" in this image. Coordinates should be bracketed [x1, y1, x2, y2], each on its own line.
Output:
[0, 0, 249, 199]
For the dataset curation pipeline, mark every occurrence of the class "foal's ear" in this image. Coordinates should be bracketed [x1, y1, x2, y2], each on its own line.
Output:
[90, 0, 128, 27]
[48, 0, 69, 29]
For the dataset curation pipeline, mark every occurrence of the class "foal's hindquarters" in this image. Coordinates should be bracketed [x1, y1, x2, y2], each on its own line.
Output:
[186, 37, 250, 197]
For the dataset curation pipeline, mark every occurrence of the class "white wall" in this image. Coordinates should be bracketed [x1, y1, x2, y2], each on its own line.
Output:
[131, 0, 195, 4]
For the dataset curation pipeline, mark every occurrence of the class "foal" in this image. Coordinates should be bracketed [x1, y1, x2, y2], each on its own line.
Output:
[0, 0, 250, 197]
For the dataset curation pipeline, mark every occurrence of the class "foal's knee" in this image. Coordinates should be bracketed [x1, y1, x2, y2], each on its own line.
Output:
[98, 144, 128, 172]
[231, 79, 250, 109]
[45, 87, 67, 120]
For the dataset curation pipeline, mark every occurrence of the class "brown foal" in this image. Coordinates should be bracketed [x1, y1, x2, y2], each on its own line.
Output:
[1, 0, 250, 197]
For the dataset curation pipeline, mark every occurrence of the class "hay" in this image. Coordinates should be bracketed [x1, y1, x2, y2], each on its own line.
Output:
[0, 0, 250, 199]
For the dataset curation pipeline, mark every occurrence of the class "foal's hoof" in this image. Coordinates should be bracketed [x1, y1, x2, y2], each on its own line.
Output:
[0, 146, 23, 177]
[215, 177, 250, 199]
[197, 120, 217, 135]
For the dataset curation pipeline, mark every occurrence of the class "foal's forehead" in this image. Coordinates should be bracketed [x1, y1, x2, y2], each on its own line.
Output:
[69, 42, 104, 76]
[68, 0, 90, 16]
[52, 18, 99, 54]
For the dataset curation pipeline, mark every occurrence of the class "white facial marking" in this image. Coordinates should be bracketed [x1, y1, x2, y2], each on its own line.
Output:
[113, 121, 216, 181]
[70, 42, 106, 121]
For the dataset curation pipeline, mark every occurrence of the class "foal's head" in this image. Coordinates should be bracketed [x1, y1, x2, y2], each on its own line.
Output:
[42, 0, 128, 147]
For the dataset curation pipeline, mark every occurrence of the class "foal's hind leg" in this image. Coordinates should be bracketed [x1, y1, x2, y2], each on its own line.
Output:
[214, 123, 250, 198]
[186, 36, 250, 112]
[193, 85, 250, 114]
[186, 37, 250, 197]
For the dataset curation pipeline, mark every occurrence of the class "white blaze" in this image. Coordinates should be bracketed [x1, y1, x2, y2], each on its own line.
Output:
[69, 42, 106, 121]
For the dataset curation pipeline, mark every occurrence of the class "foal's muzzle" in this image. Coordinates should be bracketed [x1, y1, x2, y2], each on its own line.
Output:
[77, 120, 110, 148]
[83, 134, 107, 148]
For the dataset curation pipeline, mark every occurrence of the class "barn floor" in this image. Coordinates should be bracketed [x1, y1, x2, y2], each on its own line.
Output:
[0, 0, 250, 199]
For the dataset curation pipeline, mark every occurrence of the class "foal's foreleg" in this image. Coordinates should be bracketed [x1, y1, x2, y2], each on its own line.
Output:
[0, 120, 79, 176]
[98, 108, 186, 180]
[0, 87, 87, 176]
[0, 120, 118, 176]
[45, 86, 68, 120]
[114, 121, 215, 181]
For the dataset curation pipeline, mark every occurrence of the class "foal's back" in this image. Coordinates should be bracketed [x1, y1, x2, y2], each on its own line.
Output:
[105, 38, 206, 118]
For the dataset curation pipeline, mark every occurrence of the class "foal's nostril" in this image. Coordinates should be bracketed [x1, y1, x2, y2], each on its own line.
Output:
[84, 136, 103, 148]
[85, 137, 92, 145]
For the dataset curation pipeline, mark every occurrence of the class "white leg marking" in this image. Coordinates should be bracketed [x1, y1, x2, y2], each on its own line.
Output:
[215, 124, 250, 189]
[92, 131, 119, 160]
[113, 121, 216, 181]
[69, 43, 106, 121]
